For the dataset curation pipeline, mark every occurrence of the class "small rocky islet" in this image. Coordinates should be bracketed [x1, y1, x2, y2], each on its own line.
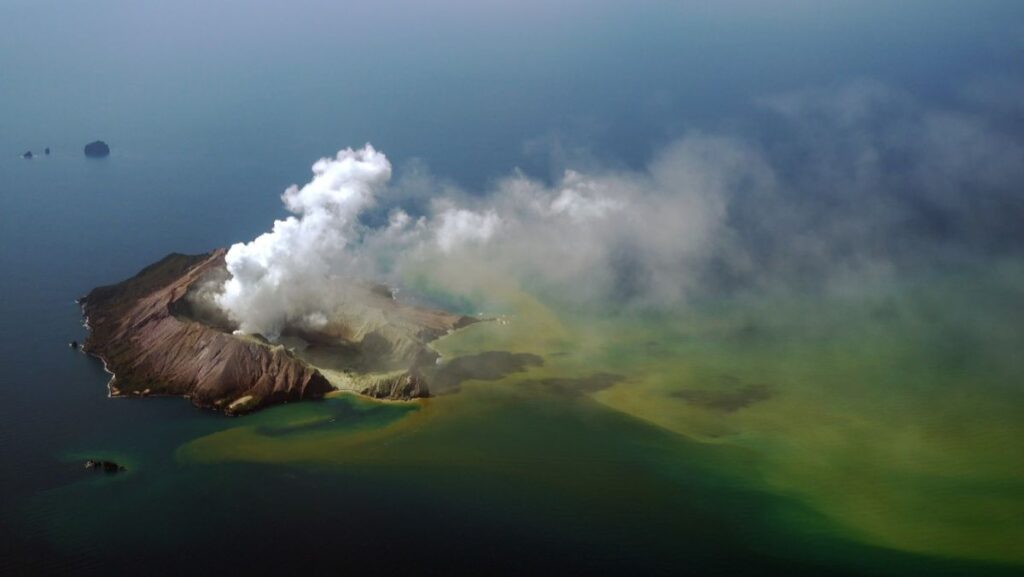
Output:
[83, 459, 126, 473]
[21, 142, 106, 159]
[84, 140, 110, 157]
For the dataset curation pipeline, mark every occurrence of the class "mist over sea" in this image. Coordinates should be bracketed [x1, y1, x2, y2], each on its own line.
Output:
[2, 2, 1023, 575]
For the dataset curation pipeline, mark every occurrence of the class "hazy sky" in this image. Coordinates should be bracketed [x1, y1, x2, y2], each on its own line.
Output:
[3, 1, 1022, 185]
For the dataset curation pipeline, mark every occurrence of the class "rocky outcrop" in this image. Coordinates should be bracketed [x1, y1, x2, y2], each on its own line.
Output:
[81, 250, 481, 414]
[80, 251, 333, 414]
[84, 140, 110, 158]
[358, 372, 430, 400]
[22, 150, 33, 159]
[85, 459, 126, 473]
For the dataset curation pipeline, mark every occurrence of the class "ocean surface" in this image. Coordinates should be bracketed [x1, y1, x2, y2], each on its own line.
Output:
[2, 148, 1022, 577]
[2, 2, 1023, 575]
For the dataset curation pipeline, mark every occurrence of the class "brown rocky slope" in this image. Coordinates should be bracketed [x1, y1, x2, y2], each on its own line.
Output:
[80, 250, 477, 414]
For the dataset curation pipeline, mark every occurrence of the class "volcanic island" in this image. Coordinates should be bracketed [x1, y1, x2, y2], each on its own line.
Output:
[79, 250, 481, 414]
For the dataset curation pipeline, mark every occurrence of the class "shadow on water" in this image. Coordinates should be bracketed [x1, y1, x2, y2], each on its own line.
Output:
[671, 379, 774, 412]
[427, 351, 544, 394]
[521, 372, 625, 395]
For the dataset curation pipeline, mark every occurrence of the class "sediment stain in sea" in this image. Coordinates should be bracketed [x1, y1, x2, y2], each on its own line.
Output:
[15, 269, 1022, 575]
[172, 267, 1024, 571]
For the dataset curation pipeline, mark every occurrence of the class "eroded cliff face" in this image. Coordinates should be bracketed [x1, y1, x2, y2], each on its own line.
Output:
[80, 250, 479, 414]
[81, 250, 333, 414]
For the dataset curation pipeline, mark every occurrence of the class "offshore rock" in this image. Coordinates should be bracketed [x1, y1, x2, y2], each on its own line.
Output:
[84, 459, 126, 473]
[84, 140, 110, 157]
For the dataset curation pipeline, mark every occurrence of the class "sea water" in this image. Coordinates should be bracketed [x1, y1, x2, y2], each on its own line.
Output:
[2, 2, 1023, 575]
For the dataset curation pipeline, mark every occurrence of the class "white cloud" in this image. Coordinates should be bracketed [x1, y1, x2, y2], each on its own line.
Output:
[211, 79, 1024, 334]
[216, 145, 391, 338]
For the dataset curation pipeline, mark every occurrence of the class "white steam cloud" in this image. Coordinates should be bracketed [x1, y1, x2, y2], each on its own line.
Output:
[215, 137, 742, 337]
[217, 145, 392, 338]
[214, 79, 1024, 339]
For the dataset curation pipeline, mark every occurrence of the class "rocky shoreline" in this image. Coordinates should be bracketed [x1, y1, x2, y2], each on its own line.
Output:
[79, 250, 477, 414]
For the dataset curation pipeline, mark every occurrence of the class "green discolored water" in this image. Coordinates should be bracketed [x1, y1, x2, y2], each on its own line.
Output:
[5, 261, 1022, 576]
[100, 261, 1020, 575]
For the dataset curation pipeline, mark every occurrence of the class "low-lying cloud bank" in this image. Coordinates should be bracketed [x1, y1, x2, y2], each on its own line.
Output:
[215, 79, 1024, 338]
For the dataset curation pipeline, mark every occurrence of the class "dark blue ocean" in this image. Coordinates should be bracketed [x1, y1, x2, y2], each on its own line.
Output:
[3, 2, 1023, 575]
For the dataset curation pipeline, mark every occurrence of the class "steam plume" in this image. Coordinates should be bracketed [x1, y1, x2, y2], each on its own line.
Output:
[216, 145, 391, 338]
[213, 79, 1024, 338]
